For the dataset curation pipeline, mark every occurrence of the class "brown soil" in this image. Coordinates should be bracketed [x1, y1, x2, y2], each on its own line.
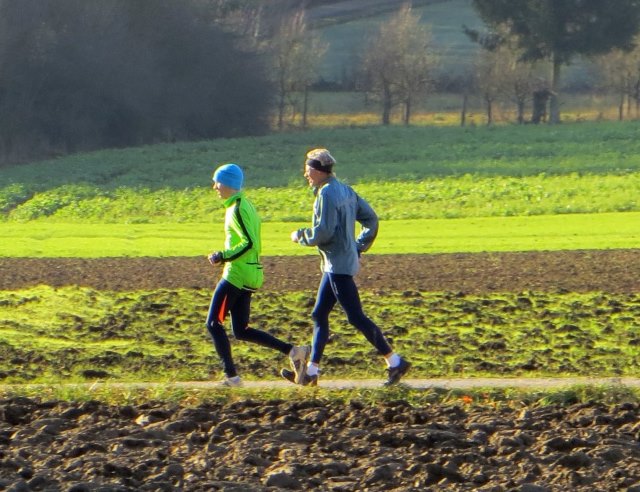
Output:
[1, 397, 639, 491]
[2, 249, 640, 293]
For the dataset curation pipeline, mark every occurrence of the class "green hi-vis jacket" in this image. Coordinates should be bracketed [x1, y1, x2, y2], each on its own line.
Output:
[219, 192, 263, 290]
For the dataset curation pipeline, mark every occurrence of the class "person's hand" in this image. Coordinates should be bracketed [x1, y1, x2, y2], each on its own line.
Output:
[208, 252, 223, 265]
[290, 230, 300, 243]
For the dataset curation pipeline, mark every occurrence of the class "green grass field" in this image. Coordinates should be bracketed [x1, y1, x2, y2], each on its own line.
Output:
[2, 122, 640, 226]
[1, 212, 639, 257]
[2, 122, 640, 257]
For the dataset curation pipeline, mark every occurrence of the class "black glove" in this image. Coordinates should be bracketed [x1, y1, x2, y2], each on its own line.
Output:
[208, 251, 223, 265]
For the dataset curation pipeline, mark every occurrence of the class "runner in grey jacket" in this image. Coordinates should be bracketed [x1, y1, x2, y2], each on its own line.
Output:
[284, 148, 411, 387]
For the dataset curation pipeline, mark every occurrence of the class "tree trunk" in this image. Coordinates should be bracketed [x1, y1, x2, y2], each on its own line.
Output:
[460, 93, 468, 127]
[404, 99, 411, 125]
[302, 86, 309, 129]
[277, 91, 286, 130]
[549, 56, 561, 124]
[619, 92, 625, 121]
[382, 85, 392, 125]
[516, 99, 525, 124]
[485, 95, 493, 125]
[531, 89, 550, 124]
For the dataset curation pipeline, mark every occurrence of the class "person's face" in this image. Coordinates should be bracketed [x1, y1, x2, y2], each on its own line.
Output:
[304, 165, 329, 188]
[213, 181, 235, 199]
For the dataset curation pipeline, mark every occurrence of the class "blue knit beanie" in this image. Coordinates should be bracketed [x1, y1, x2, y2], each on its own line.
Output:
[213, 163, 244, 190]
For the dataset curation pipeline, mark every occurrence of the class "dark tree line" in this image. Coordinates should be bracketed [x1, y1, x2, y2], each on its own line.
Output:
[0, 0, 274, 165]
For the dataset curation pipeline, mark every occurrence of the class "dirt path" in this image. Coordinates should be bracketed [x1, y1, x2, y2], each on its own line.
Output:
[4, 376, 640, 391]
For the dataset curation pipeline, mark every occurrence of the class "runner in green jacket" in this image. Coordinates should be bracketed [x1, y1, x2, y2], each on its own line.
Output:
[206, 163, 309, 387]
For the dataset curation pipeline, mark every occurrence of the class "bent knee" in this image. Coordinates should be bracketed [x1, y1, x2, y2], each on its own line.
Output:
[312, 309, 330, 324]
[206, 319, 224, 335]
[231, 326, 250, 340]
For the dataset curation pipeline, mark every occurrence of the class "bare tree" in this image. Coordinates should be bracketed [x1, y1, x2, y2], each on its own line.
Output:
[498, 32, 536, 124]
[594, 38, 640, 120]
[359, 3, 438, 125]
[475, 47, 502, 125]
[467, 24, 536, 124]
[509, 62, 536, 124]
[268, 10, 327, 130]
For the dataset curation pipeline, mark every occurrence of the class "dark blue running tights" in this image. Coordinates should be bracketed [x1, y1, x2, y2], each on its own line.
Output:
[310, 273, 392, 364]
[206, 279, 292, 377]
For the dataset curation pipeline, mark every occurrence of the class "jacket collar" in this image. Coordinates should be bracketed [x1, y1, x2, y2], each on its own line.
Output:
[313, 175, 335, 196]
[223, 191, 243, 208]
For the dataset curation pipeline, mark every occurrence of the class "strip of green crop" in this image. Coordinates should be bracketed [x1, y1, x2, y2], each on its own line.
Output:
[3, 172, 640, 223]
[1, 211, 638, 257]
[4, 122, 640, 192]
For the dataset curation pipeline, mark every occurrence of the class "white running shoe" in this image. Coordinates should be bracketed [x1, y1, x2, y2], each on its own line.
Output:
[216, 375, 242, 387]
[281, 368, 318, 386]
[289, 345, 311, 384]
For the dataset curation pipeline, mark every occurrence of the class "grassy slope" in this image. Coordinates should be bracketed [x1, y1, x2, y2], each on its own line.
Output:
[3, 122, 640, 205]
[315, 0, 483, 79]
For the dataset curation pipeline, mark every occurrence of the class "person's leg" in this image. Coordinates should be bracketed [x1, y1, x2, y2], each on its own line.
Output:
[309, 273, 337, 365]
[205, 279, 242, 378]
[279, 274, 335, 385]
[328, 274, 392, 356]
[229, 289, 292, 354]
[328, 273, 410, 384]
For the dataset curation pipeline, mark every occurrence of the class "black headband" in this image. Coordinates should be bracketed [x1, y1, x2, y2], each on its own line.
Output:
[305, 158, 332, 172]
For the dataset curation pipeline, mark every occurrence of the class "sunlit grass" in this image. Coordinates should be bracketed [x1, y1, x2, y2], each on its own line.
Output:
[303, 110, 468, 127]
[1, 286, 638, 385]
[1, 211, 639, 257]
[3, 171, 640, 224]
[4, 121, 640, 195]
[1, 383, 638, 407]
[282, 107, 629, 129]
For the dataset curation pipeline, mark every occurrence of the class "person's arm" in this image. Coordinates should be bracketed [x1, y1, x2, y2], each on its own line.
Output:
[355, 194, 378, 254]
[219, 199, 255, 261]
[293, 190, 336, 247]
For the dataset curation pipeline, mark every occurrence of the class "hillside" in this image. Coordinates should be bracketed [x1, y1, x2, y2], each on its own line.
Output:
[306, 0, 441, 24]
[310, 0, 589, 86]
[310, 0, 482, 81]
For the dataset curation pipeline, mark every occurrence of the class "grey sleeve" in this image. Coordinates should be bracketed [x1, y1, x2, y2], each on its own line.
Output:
[299, 191, 336, 247]
[355, 194, 378, 253]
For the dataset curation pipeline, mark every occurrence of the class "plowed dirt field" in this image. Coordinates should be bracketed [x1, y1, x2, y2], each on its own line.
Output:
[2, 249, 640, 292]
